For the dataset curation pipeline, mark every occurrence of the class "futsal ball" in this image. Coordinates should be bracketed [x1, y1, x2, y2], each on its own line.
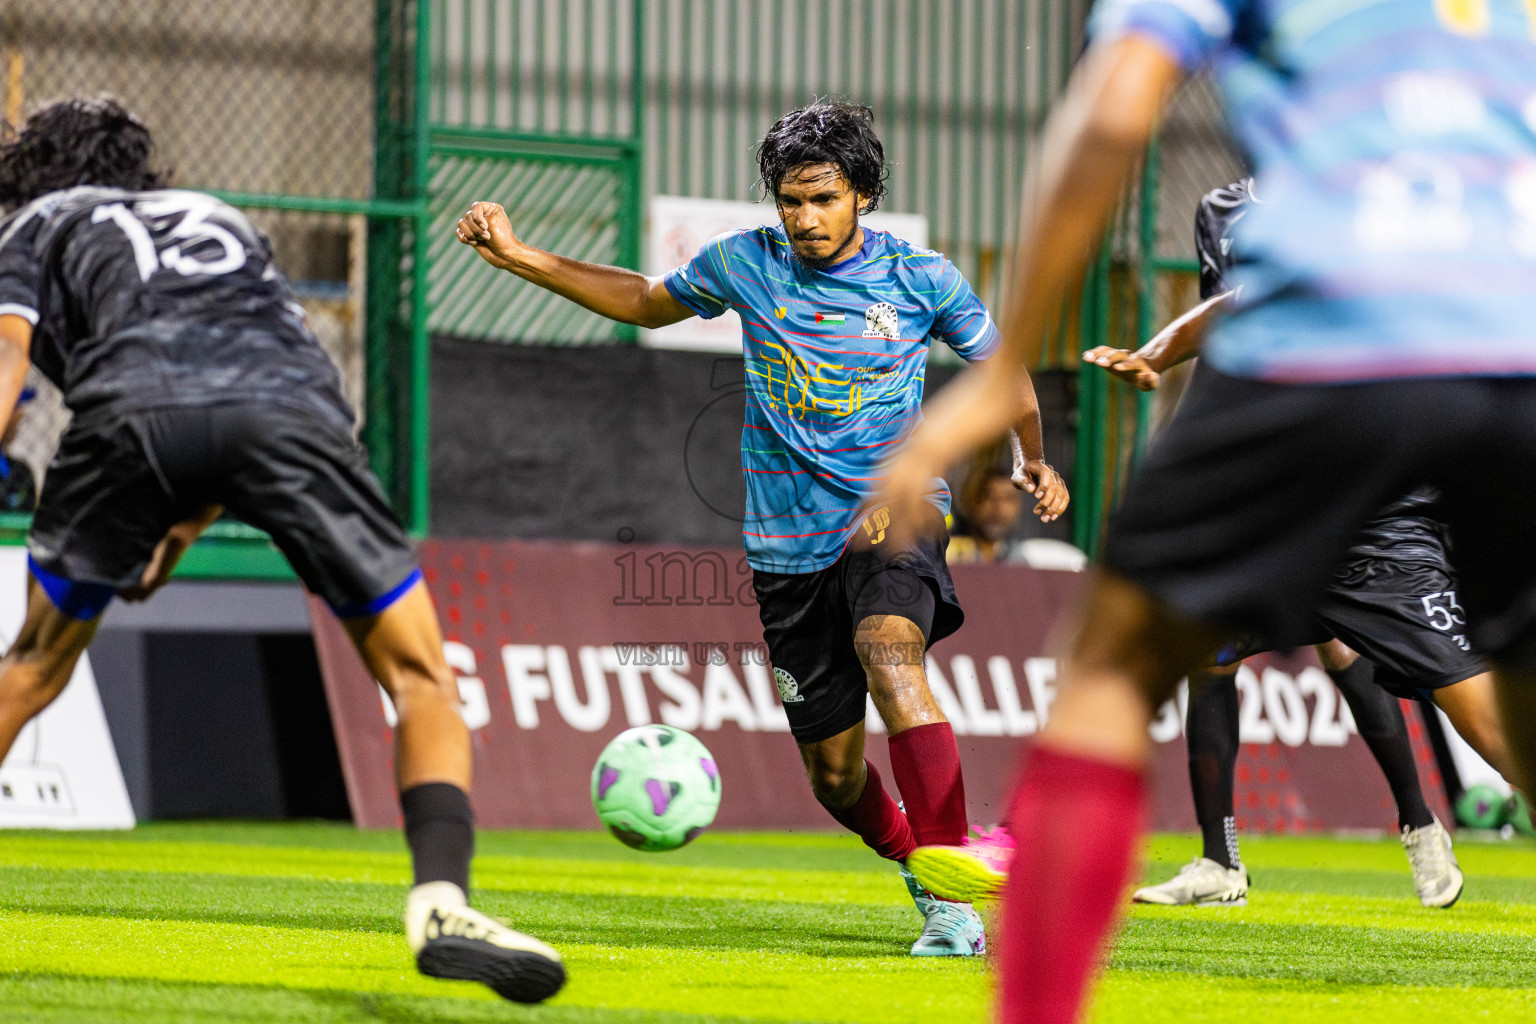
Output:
[1455, 784, 1505, 829]
[590, 725, 722, 852]
[1503, 792, 1536, 836]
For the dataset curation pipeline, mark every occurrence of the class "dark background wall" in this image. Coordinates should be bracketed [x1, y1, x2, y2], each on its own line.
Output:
[430, 337, 1077, 544]
[90, 583, 350, 821]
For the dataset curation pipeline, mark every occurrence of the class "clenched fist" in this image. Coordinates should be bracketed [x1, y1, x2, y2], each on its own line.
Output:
[454, 201, 522, 270]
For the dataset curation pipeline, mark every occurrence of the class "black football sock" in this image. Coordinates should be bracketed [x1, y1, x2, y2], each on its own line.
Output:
[401, 782, 475, 893]
[1333, 657, 1437, 835]
[1186, 671, 1242, 870]
[1329, 659, 1434, 831]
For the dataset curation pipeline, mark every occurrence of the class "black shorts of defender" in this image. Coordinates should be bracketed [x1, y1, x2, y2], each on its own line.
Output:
[27, 402, 421, 619]
[1106, 368, 1536, 672]
[1217, 559, 1485, 700]
[751, 505, 964, 745]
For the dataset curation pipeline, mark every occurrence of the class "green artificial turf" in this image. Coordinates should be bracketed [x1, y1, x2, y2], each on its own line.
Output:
[2, 824, 1534, 1022]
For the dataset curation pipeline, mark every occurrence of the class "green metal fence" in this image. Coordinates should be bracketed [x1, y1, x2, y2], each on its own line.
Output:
[0, 0, 433, 576]
[1073, 73, 1245, 555]
[1, 1, 1240, 569]
[426, 0, 643, 344]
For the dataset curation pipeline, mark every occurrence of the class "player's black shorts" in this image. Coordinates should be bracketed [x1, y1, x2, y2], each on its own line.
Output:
[752, 505, 964, 744]
[1106, 368, 1536, 670]
[28, 402, 420, 618]
[1217, 559, 1485, 699]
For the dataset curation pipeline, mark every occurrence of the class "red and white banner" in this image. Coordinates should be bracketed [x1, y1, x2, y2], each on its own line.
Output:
[311, 539, 1447, 832]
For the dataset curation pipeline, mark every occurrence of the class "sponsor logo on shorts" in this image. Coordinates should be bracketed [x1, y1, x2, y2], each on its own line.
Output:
[861, 505, 891, 545]
[774, 667, 804, 703]
[863, 302, 899, 340]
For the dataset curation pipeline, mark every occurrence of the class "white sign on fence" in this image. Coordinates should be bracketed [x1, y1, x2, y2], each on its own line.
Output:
[0, 547, 134, 829]
[643, 194, 929, 352]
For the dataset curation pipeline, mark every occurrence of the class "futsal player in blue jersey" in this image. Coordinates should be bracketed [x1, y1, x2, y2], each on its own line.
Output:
[875, 0, 1536, 1019]
[456, 100, 1069, 957]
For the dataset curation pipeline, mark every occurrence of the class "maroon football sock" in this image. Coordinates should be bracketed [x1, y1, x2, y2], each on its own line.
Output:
[996, 745, 1147, 1024]
[825, 759, 916, 862]
[888, 721, 968, 847]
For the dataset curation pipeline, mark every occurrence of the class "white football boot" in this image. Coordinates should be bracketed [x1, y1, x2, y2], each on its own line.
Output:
[900, 865, 986, 956]
[1402, 818, 1463, 908]
[1132, 857, 1249, 906]
[405, 881, 566, 1003]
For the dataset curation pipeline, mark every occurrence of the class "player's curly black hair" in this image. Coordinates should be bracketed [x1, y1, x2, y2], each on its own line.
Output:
[756, 99, 888, 213]
[0, 96, 169, 211]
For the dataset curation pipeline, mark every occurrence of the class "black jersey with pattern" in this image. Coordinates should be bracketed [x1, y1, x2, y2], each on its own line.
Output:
[1194, 179, 1250, 302]
[1194, 180, 1449, 568]
[0, 187, 351, 429]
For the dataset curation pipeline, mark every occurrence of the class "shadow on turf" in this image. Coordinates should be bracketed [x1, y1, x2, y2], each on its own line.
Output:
[0, 972, 745, 1024]
[0, 867, 918, 959]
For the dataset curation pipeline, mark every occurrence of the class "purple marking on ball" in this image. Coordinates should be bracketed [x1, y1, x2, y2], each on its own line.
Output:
[700, 758, 718, 783]
[597, 765, 621, 799]
[644, 778, 672, 817]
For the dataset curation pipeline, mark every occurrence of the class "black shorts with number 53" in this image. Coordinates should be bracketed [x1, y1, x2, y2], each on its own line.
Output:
[1218, 557, 1485, 700]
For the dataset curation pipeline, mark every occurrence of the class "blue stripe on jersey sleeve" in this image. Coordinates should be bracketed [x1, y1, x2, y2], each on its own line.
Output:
[662, 233, 736, 320]
[1088, 0, 1240, 71]
[929, 257, 1003, 361]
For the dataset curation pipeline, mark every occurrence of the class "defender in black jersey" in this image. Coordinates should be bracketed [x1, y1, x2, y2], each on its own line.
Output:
[1083, 180, 1513, 909]
[0, 97, 564, 1002]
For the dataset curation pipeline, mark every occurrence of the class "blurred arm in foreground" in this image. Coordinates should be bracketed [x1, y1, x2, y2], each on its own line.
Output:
[877, 37, 1182, 526]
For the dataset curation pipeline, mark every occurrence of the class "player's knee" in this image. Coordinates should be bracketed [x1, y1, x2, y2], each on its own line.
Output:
[1314, 639, 1358, 672]
[385, 667, 459, 717]
[805, 758, 864, 807]
[0, 644, 74, 707]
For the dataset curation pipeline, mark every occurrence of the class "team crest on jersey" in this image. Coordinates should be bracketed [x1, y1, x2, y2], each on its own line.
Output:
[774, 667, 804, 703]
[863, 302, 899, 340]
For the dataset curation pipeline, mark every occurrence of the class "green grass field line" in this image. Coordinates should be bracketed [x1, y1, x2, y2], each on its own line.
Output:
[0, 909, 986, 1023]
[3, 825, 1536, 1022]
[1093, 971, 1536, 1023]
[0, 973, 752, 1024]
[0, 837, 904, 906]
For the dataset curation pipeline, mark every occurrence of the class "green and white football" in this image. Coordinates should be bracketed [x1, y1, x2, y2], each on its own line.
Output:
[590, 725, 722, 852]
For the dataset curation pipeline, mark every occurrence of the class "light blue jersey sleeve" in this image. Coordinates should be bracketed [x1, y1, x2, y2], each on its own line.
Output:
[1087, 0, 1245, 70]
[929, 256, 1001, 362]
[662, 231, 738, 320]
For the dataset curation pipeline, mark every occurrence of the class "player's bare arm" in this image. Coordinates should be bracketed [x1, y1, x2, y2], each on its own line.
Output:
[879, 37, 1182, 521]
[454, 201, 693, 329]
[0, 314, 35, 433]
[1083, 289, 1234, 391]
[1002, 367, 1069, 523]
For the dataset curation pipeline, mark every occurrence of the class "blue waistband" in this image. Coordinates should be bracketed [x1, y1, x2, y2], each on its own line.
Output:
[28, 554, 116, 620]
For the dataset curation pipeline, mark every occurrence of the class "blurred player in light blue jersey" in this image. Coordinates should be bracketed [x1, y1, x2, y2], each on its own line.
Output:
[455, 100, 1067, 958]
[876, 0, 1536, 1020]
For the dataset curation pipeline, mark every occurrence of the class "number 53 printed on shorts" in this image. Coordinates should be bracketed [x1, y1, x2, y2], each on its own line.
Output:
[1420, 590, 1470, 651]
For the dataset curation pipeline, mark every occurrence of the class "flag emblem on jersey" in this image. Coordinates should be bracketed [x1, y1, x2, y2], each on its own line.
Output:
[863, 302, 899, 340]
[813, 312, 845, 325]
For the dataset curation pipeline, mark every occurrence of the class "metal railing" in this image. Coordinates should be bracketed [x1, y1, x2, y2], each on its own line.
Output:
[1, 1, 1241, 566]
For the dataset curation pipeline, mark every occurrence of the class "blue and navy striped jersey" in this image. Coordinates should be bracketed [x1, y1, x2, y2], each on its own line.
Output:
[664, 224, 1000, 573]
[1091, 0, 1536, 382]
